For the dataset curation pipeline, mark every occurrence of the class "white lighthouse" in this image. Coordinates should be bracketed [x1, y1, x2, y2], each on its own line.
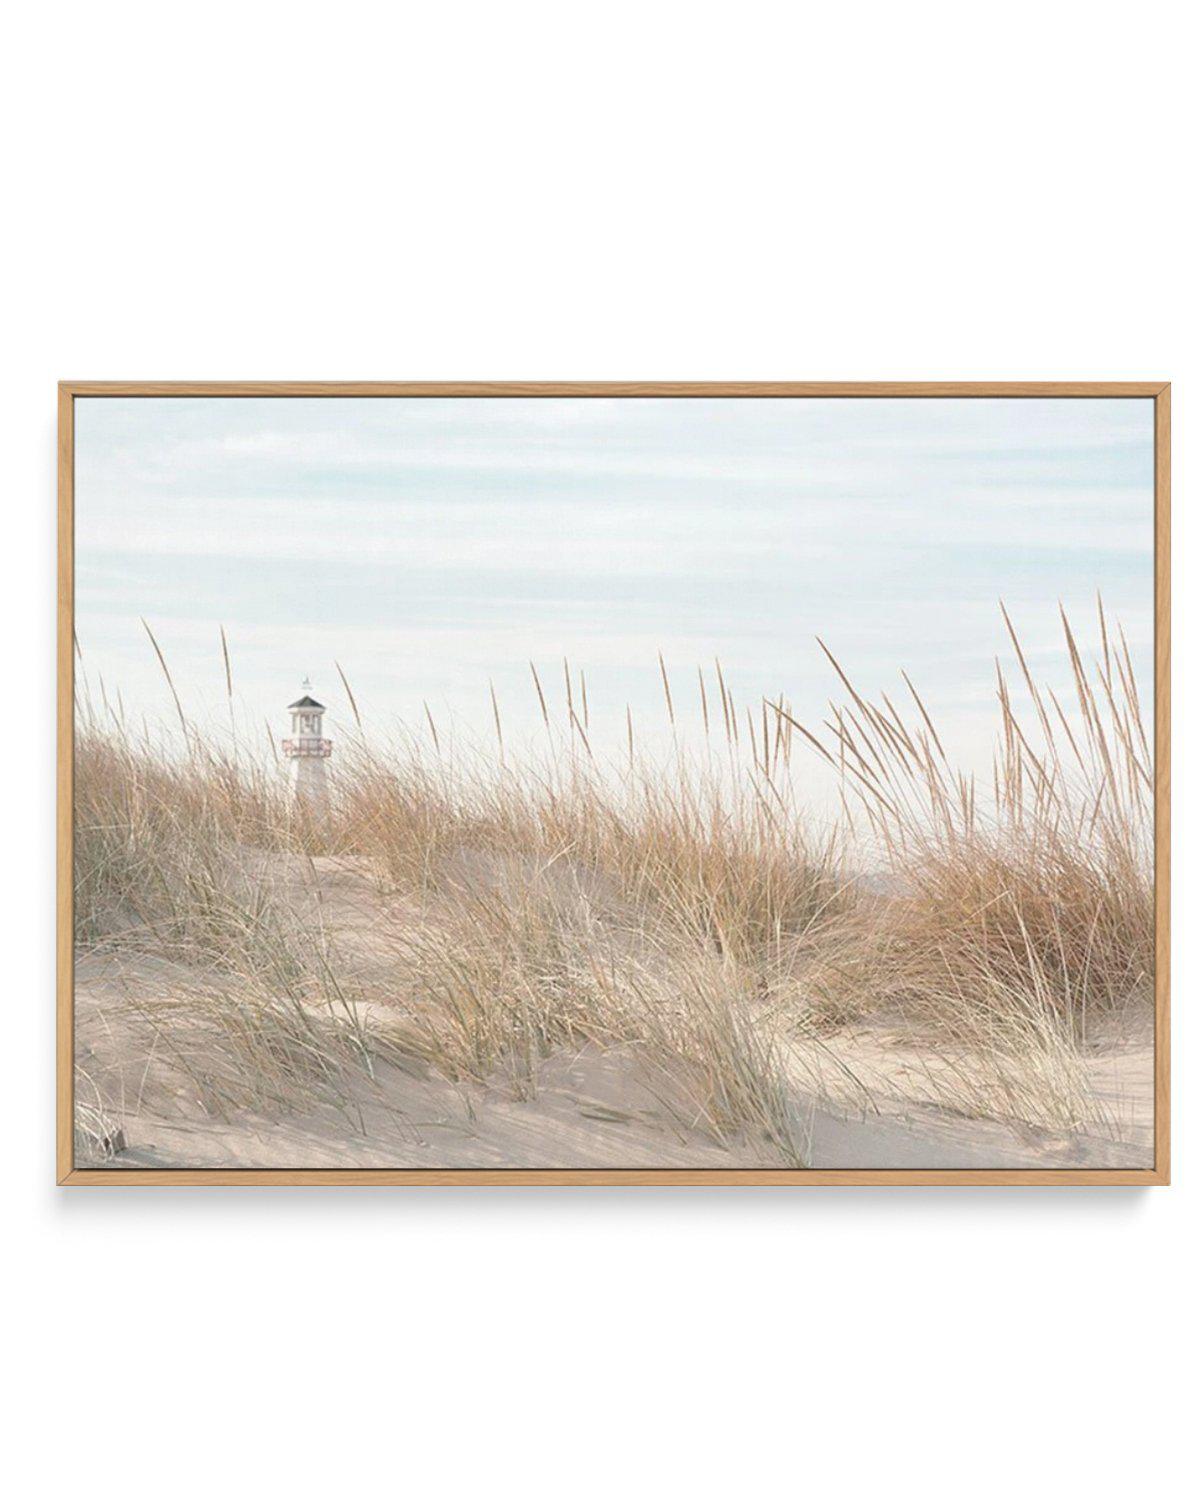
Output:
[282, 678, 332, 809]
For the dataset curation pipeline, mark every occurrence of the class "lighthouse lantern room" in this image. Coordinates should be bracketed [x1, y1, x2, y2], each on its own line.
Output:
[282, 678, 332, 806]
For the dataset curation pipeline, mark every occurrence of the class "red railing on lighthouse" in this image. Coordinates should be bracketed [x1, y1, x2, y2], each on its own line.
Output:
[282, 736, 333, 757]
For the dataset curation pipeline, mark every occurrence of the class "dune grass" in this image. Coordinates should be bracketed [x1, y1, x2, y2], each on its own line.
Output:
[72, 603, 1154, 1162]
[782, 601, 1152, 1038]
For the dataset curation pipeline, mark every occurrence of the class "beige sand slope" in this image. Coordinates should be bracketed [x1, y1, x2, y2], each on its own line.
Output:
[74, 856, 1153, 1173]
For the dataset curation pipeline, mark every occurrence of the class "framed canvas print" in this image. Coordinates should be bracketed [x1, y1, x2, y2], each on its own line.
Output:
[57, 382, 1170, 1186]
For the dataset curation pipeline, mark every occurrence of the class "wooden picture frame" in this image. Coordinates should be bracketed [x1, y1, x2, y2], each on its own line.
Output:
[57, 381, 1171, 1187]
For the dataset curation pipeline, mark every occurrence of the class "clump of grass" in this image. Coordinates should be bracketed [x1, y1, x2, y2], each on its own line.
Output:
[533, 762, 847, 962]
[377, 857, 622, 1094]
[370, 869, 808, 1161]
[130, 945, 384, 1135]
[785, 600, 1153, 1050]
[334, 734, 848, 968]
[73, 718, 304, 970]
[74, 1063, 129, 1164]
[629, 953, 809, 1162]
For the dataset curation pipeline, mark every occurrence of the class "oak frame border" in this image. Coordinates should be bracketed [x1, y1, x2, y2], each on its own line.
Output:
[56, 380, 1171, 1187]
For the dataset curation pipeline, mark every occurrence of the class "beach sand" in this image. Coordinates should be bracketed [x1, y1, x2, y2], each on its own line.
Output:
[74, 853, 1154, 1173]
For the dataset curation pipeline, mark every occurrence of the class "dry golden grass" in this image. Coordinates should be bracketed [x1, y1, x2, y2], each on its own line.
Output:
[780, 600, 1153, 1098]
[75, 661, 837, 1160]
[73, 605, 1153, 1161]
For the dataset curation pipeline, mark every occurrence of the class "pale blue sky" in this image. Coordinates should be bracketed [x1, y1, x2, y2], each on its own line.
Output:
[74, 396, 1154, 793]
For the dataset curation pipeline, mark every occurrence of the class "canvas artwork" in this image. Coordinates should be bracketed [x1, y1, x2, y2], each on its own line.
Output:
[59, 384, 1169, 1184]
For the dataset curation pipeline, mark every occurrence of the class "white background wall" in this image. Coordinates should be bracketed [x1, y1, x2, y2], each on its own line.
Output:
[4, 4, 1194, 1507]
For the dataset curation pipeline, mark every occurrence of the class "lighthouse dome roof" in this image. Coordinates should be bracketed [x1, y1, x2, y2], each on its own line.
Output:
[288, 694, 325, 710]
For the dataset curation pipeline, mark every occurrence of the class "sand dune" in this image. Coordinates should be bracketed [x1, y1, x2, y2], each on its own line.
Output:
[75, 853, 1153, 1173]
[74, 605, 1154, 1175]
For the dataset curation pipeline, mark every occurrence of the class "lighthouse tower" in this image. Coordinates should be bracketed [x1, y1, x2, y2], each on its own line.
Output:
[282, 678, 332, 809]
